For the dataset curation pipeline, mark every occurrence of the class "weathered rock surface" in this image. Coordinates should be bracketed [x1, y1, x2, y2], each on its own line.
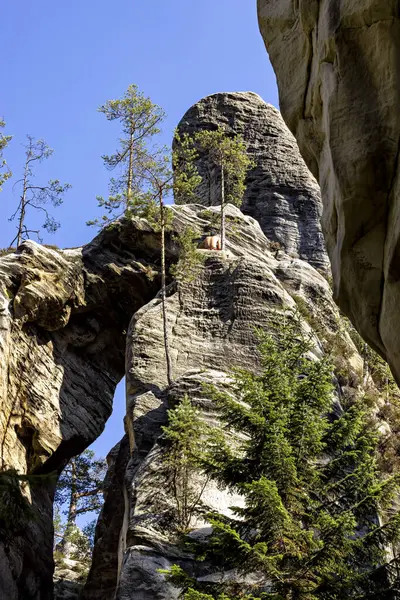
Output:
[53, 560, 84, 600]
[84, 204, 363, 600]
[257, 1, 400, 382]
[82, 435, 130, 600]
[0, 221, 168, 599]
[177, 91, 329, 272]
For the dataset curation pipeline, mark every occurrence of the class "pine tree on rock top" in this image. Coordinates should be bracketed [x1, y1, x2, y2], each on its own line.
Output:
[164, 311, 400, 600]
[88, 84, 165, 227]
[92, 84, 204, 385]
[175, 127, 254, 251]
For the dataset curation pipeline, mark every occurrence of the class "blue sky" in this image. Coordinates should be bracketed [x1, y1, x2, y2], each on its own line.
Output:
[1, 0, 278, 497]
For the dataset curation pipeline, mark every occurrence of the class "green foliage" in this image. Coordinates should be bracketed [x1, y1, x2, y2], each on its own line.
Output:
[0, 246, 16, 257]
[162, 395, 210, 532]
[192, 127, 254, 210]
[173, 130, 202, 204]
[90, 83, 165, 226]
[8, 135, 71, 246]
[170, 226, 206, 283]
[67, 524, 92, 560]
[55, 449, 106, 519]
[54, 521, 93, 580]
[176, 126, 254, 249]
[54, 450, 105, 575]
[0, 118, 12, 191]
[165, 311, 400, 599]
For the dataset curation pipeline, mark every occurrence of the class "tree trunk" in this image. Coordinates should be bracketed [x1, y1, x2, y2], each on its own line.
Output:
[60, 459, 78, 559]
[160, 192, 173, 386]
[126, 130, 134, 206]
[17, 161, 29, 246]
[16, 198, 26, 247]
[220, 162, 225, 251]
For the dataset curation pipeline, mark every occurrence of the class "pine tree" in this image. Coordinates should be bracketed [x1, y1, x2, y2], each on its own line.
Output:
[54, 449, 106, 559]
[92, 85, 202, 386]
[173, 131, 202, 204]
[8, 135, 71, 246]
[175, 127, 253, 250]
[0, 118, 12, 191]
[89, 84, 165, 227]
[162, 395, 210, 532]
[165, 311, 400, 600]
[170, 226, 206, 284]
[134, 131, 203, 385]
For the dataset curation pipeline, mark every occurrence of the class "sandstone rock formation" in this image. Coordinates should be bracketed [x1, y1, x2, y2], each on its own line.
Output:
[257, 1, 400, 382]
[0, 83, 380, 599]
[176, 91, 329, 272]
[0, 220, 169, 599]
[81, 435, 130, 600]
[83, 204, 364, 600]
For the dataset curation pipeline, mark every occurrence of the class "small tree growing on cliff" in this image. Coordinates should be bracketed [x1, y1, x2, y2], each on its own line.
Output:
[138, 141, 202, 385]
[89, 84, 165, 227]
[0, 118, 12, 191]
[92, 84, 203, 385]
[54, 449, 106, 559]
[8, 135, 71, 246]
[162, 395, 210, 532]
[177, 127, 253, 251]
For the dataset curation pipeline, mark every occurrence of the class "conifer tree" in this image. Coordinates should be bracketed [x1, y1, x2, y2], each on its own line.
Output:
[165, 311, 400, 600]
[92, 85, 202, 386]
[54, 449, 106, 559]
[173, 131, 202, 204]
[133, 132, 202, 385]
[8, 135, 70, 246]
[176, 127, 253, 250]
[162, 395, 210, 532]
[138, 151, 175, 384]
[89, 84, 165, 227]
[170, 226, 206, 284]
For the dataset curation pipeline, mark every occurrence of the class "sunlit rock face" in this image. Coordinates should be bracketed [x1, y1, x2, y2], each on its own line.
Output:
[257, 1, 400, 382]
[0, 222, 164, 600]
[84, 204, 363, 600]
[176, 91, 329, 272]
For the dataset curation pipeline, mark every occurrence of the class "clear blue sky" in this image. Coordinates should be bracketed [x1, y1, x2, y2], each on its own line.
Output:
[1, 0, 279, 484]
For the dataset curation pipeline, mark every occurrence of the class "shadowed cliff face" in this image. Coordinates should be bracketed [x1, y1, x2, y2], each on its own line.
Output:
[257, 1, 400, 383]
[0, 220, 168, 599]
[176, 91, 329, 272]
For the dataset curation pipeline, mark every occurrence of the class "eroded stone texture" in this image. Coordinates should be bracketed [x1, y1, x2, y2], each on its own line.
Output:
[85, 204, 362, 600]
[176, 91, 329, 271]
[81, 435, 130, 600]
[0, 220, 166, 599]
[257, 1, 400, 382]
